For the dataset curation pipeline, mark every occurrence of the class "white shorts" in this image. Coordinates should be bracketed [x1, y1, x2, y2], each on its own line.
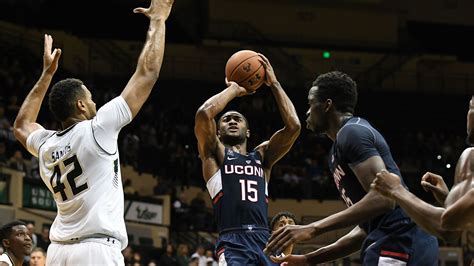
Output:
[46, 237, 124, 266]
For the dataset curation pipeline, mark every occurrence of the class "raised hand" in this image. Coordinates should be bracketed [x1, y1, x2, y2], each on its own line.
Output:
[420, 172, 449, 205]
[264, 224, 314, 256]
[270, 254, 308, 266]
[133, 0, 174, 21]
[257, 53, 278, 86]
[43, 34, 61, 75]
[371, 169, 404, 198]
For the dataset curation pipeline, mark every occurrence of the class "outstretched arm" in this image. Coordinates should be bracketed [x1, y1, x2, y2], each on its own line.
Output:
[194, 82, 249, 181]
[270, 226, 366, 266]
[120, 0, 173, 119]
[372, 170, 462, 242]
[265, 156, 393, 255]
[256, 54, 301, 171]
[14, 34, 61, 149]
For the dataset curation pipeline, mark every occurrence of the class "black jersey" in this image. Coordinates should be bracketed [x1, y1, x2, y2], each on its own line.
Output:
[207, 148, 269, 232]
[328, 117, 409, 233]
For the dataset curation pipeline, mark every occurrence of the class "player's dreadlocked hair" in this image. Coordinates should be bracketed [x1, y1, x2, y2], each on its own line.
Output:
[311, 71, 358, 114]
[49, 78, 86, 122]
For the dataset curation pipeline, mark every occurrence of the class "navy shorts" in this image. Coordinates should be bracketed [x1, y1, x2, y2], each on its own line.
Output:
[361, 219, 438, 266]
[216, 229, 278, 266]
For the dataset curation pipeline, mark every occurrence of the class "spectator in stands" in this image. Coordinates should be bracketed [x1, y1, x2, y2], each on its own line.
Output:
[190, 192, 207, 230]
[159, 243, 178, 266]
[189, 254, 199, 266]
[29, 247, 46, 266]
[122, 133, 140, 170]
[6, 95, 20, 120]
[190, 245, 206, 266]
[35, 227, 50, 251]
[176, 243, 190, 266]
[28, 156, 40, 179]
[8, 150, 28, 172]
[25, 222, 38, 249]
[123, 179, 138, 196]
[205, 249, 218, 266]
[132, 250, 143, 265]
[122, 245, 134, 266]
[0, 106, 11, 141]
[147, 259, 158, 266]
[0, 142, 7, 167]
[172, 192, 190, 231]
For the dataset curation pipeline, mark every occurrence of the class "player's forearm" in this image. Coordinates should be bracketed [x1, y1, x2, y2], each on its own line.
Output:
[196, 85, 241, 121]
[270, 82, 301, 132]
[392, 186, 460, 242]
[135, 19, 166, 78]
[312, 190, 392, 235]
[306, 226, 365, 264]
[121, 19, 167, 118]
[14, 72, 53, 128]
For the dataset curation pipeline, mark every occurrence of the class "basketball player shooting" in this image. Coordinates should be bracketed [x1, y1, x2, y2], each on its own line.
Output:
[12, 0, 173, 265]
[194, 54, 300, 265]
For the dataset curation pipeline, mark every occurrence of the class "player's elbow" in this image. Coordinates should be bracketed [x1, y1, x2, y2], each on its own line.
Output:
[441, 190, 474, 230]
[12, 125, 27, 148]
[136, 64, 161, 80]
[195, 104, 213, 122]
[13, 119, 24, 139]
[287, 119, 301, 135]
[441, 208, 460, 230]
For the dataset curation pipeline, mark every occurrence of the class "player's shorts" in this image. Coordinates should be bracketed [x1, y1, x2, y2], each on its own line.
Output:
[361, 218, 438, 266]
[216, 227, 278, 266]
[46, 236, 124, 266]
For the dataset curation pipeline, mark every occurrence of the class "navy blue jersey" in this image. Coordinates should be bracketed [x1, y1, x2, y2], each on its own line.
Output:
[328, 117, 409, 233]
[207, 148, 269, 232]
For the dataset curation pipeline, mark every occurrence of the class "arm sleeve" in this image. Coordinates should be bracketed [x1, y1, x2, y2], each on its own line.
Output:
[92, 96, 133, 154]
[337, 124, 379, 166]
[26, 128, 55, 157]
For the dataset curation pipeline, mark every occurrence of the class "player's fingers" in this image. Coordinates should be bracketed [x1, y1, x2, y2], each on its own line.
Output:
[133, 7, 147, 15]
[370, 182, 377, 191]
[44, 34, 51, 54]
[421, 181, 439, 193]
[257, 58, 269, 70]
[277, 234, 295, 255]
[270, 255, 288, 263]
[421, 172, 431, 182]
[420, 181, 430, 192]
[265, 230, 286, 254]
[267, 226, 284, 243]
[52, 49, 62, 61]
[267, 231, 292, 255]
[257, 53, 269, 63]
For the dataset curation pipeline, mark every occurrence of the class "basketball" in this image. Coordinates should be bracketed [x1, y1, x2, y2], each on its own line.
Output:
[225, 50, 266, 91]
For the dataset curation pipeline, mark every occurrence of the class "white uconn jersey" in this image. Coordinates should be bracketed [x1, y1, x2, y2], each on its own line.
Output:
[26, 96, 132, 250]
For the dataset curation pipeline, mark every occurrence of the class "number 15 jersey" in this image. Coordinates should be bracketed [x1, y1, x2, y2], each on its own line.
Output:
[26, 96, 132, 250]
[206, 148, 269, 232]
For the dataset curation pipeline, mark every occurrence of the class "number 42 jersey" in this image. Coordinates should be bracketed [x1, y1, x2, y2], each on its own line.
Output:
[26, 96, 132, 249]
